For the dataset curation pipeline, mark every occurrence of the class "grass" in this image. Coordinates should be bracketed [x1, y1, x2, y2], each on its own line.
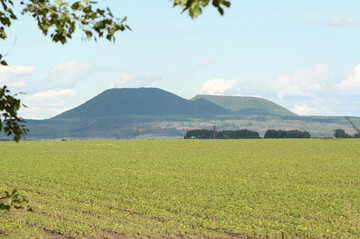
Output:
[0, 139, 359, 238]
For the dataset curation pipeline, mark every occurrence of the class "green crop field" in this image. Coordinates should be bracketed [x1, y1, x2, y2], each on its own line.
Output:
[0, 139, 359, 238]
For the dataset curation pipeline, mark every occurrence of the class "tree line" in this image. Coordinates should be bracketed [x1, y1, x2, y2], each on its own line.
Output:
[264, 129, 311, 138]
[334, 129, 360, 138]
[184, 129, 312, 139]
[184, 129, 260, 139]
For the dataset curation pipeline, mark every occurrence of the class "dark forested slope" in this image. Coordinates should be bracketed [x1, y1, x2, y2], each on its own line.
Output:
[53, 88, 229, 119]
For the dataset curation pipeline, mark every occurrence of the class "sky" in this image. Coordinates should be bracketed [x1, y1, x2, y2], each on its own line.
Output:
[1, 0, 360, 119]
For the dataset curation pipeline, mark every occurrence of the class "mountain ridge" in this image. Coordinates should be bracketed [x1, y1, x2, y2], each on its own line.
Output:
[15, 87, 360, 139]
[192, 95, 297, 117]
[53, 87, 295, 119]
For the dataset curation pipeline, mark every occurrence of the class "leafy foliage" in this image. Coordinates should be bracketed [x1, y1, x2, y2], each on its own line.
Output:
[0, 189, 32, 211]
[0, 86, 29, 142]
[264, 129, 287, 139]
[20, 0, 130, 44]
[285, 130, 311, 138]
[1, 0, 130, 48]
[173, 0, 231, 18]
[184, 129, 214, 139]
[217, 129, 260, 139]
[264, 129, 311, 138]
[334, 129, 351, 138]
[184, 129, 260, 139]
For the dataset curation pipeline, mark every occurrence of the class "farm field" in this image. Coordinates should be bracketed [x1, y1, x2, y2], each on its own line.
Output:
[0, 139, 360, 238]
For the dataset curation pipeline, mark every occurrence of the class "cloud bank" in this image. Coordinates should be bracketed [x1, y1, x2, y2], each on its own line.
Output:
[335, 63, 360, 90]
[43, 61, 93, 89]
[196, 78, 238, 95]
[303, 16, 360, 27]
[110, 72, 162, 88]
[0, 64, 35, 89]
[271, 64, 330, 98]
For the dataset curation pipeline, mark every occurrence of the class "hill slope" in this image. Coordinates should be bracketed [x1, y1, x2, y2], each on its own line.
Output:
[53, 88, 229, 119]
[192, 95, 297, 117]
[19, 88, 360, 139]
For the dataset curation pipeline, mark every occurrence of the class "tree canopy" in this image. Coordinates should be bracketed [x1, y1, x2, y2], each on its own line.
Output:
[264, 129, 311, 139]
[184, 129, 260, 139]
[0, 0, 231, 142]
[334, 129, 349, 138]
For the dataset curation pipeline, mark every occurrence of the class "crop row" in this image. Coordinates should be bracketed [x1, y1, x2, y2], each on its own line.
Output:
[1, 139, 359, 238]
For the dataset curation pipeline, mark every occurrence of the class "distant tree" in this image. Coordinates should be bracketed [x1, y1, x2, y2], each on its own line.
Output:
[285, 130, 311, 138]
[216, 130, 233, 139]
[184, 129, 213, 139]
[218, 129, 260, 139]
[0, 0, 231, 141]
[264, 129, 287, 139]
[185, 129, 260, 139]
[264, 129, 311, 139]
[334, 129, 351, 138]
[334, 129, 346, 138]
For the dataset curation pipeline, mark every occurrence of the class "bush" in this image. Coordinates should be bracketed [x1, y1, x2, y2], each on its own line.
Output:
[217, 130, 260, 139]
[184, 129, 214, 139]
[184, 129, 260, 139]
[264, 129, 311, 138]
[334, 129, 351, 138]
[285, 130, 311, 138]
[264, 129, 287, 138]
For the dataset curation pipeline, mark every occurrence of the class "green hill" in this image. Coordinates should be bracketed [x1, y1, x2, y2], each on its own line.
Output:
[53, 88, 229, 119]
[14, 88, 360, 139]
[192, 95, 297, 117]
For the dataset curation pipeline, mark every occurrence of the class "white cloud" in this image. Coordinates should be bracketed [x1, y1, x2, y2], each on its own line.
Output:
[0, 65, 35, 76]
[0, 65, 35, 88]
[43, 61, 92, 89]
[26, 89, 76, 102]
[20, 106, 75, 120]
[301, 18, 319, 24]
[198, 59, 215, 67]
[192, 59, 216, 71]
[11, 80, 28, 88]
[271, 64, 330, 98]
[21, 89, 78, 119]
[335, 63, 360, 90]
[303, 16, 360, 27]
[291, 104, 320, 116]
[248, 11, 259, 17]
[325, 16, 360, 27]
[110, 72, 162, 88]
[196, 78, 238, 95]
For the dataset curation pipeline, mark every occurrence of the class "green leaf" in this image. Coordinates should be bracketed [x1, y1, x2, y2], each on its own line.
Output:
[55, 0, 63, 5]
[0, 203, 11, 211]
[190, 2, 202, 18]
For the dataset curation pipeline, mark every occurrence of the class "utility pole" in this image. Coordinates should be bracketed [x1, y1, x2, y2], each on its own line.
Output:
[213, 126, 216, 139]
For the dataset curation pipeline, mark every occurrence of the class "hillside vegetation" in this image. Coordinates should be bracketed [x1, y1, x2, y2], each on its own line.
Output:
[192, 95, 297, 117]
[6, 88, 359, 139]
[54, 88, 229, 119]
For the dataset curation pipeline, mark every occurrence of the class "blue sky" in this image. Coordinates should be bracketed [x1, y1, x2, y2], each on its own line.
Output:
[1, 0, 360, 119]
